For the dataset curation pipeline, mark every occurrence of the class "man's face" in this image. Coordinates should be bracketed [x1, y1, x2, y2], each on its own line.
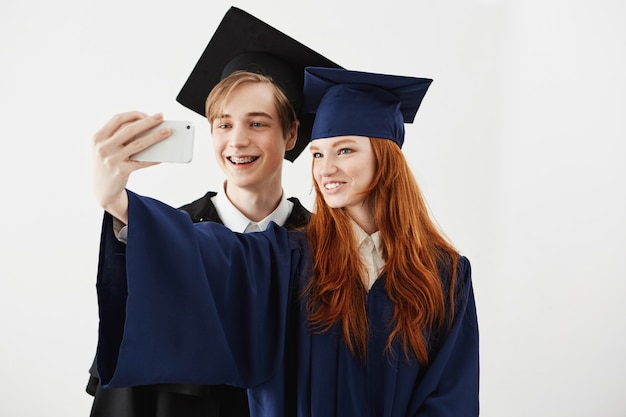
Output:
[211, 82, 295, 193]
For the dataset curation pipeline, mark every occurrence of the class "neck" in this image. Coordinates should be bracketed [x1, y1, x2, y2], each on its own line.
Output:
[346, 205, 377, 235]
[223, 181, 283, 222]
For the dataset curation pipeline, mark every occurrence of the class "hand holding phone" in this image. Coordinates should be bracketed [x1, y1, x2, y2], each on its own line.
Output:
[130, 120, 195, 163]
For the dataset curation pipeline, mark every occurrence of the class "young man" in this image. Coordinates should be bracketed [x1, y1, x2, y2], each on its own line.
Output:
[86, 7, 340, 417]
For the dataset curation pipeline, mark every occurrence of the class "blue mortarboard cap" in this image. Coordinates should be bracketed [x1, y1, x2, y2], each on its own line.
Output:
[302, 67, 433, 148]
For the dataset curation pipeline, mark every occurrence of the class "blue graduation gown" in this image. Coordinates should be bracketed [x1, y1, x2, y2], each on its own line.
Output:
[97, 191, 479, 417]
[88, 192, 311, 417]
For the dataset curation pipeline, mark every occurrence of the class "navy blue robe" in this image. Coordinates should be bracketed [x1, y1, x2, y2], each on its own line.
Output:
[97, 191, 479, 417]
[88, 192, 310, 417]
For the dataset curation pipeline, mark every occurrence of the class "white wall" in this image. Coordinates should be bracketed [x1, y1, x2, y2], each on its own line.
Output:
[1, 1, 625, 416]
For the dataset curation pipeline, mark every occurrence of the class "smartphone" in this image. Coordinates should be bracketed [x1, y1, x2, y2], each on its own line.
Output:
[130, 120, 195, 163]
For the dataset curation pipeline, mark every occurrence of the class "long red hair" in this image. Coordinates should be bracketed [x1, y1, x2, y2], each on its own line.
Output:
[304, 138, 459, 364]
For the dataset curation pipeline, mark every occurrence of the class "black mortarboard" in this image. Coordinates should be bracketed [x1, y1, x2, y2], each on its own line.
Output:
[302, 67, 433, 148]
[176, 7, 342, 161]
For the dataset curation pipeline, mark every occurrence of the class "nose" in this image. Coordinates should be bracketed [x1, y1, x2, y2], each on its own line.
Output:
[228, 124, 250, 148]
[315, 155, 338, 177]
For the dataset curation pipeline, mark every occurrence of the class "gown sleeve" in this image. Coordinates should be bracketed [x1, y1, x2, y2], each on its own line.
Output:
[412, 255, 480, 417]
[96, 190, 304, 390]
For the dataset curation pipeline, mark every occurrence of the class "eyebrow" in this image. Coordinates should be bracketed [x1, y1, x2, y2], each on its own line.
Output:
[246, 111, 274, 119]
[311, 139, 357, 148]
[310, 138, 359, 151]
[216, 111, 274, 120]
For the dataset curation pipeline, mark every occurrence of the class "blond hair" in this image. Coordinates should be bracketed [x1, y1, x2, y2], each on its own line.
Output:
[205, 70, 297, 138]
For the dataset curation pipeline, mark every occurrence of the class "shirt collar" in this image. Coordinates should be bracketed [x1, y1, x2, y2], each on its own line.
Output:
[351, 220, 382, 253]
[211, 183, 293, 233]
[351, 220, 384, 290]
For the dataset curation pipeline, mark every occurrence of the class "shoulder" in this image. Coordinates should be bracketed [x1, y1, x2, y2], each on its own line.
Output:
[457, 255, 472, 282]
[438, 252, 471, 283]
[436, 252, 473, 308]
[450, 255, 474, 320]
[177, 191, 221, 223]
[285, 197, 311, 229]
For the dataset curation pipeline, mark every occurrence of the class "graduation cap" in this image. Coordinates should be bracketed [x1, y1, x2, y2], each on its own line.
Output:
[176, 6, 342, 161]
[302, 67, 433, 148]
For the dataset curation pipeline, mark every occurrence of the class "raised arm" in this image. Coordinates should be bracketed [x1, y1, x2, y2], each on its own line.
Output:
[91, 111, 170, 223]
[96, 191, 304, 389]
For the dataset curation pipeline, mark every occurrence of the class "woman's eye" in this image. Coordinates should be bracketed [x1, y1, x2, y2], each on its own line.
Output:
[312, 152, 322, 159]
[338, 148, 352, 155]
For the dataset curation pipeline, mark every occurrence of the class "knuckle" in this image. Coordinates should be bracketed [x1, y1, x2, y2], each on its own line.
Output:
[119, 123, 139, 141]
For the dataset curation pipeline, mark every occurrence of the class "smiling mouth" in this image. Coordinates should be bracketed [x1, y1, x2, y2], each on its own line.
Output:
[324, 182, 343, 190]
[228, 156, 259, 164]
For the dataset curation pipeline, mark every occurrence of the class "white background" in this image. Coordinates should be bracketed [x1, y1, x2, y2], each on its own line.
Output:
[1, 1, 625, 416]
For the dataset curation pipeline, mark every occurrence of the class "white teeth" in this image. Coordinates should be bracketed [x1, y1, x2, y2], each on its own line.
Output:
[325, 182, 342, 190]
[229, 156, 256, 164]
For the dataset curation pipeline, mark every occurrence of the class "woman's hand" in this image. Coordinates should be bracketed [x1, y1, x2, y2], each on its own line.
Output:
[91, 111, 171, 223]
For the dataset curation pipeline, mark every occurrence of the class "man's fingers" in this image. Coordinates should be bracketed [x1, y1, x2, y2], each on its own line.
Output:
[124, 125, 172, 158]
[93, 111, 148, 144]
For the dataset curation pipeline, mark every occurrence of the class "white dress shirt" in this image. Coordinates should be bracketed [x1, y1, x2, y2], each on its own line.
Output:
[211, 187, 293, 233]
[351, 220, 385, 290]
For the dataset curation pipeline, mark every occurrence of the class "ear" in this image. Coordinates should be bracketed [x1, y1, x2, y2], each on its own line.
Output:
[285, 121, 299, 151]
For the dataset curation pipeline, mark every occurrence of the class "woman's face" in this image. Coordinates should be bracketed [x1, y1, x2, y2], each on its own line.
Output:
[311, 135, 376, 220]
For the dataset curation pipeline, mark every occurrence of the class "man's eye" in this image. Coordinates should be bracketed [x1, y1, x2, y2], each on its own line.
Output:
[216, 123, 230, 129]
[251, 122, 265, 127]
[312, 152, 322, 159]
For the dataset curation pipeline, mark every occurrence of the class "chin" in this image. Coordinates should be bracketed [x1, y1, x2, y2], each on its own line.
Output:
[322, 198, 344, 209]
